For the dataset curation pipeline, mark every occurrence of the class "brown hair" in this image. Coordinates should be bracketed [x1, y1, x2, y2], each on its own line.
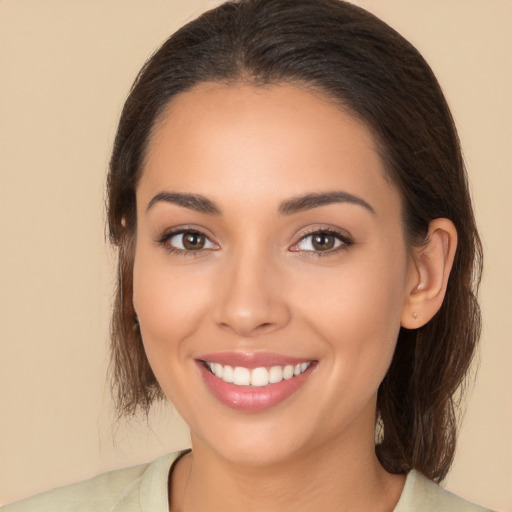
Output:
[107, 0, 482, 482]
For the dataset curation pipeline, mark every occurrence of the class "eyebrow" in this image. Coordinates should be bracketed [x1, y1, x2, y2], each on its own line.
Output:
[278, 191, 375, 215]
[146, 190, 375, 216]
[147, 192, 221, 214]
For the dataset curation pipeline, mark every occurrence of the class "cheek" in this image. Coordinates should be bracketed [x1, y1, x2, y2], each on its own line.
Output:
[293, 247, 409, 383]
[132, 244, 212, 358]
[131, 244, 216, 412]
[299, 249, 406, 328]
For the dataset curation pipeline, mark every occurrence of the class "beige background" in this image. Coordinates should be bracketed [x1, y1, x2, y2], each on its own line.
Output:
[0, 0, 510, 509]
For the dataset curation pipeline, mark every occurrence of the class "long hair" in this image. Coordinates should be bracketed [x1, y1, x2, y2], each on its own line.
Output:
[107, 0, 482, 482]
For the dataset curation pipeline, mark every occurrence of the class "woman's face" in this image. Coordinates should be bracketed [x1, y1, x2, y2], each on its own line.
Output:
[133, 83, 417, 465]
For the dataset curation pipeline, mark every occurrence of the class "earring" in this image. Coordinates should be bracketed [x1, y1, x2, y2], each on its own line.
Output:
[375, 414, 384, 444]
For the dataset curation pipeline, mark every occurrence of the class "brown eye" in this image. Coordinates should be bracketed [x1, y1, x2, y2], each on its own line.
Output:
[182, 232, 206, 250]
[164, 230, 218, 252]
[311, 233, 336, 251]
[293, 229, 351, 253]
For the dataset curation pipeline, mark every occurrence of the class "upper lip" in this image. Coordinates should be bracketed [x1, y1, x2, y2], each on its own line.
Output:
[197, 351, 315, 369]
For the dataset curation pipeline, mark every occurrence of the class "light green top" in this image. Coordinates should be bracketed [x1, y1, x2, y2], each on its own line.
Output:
[2, 451, 493, 512]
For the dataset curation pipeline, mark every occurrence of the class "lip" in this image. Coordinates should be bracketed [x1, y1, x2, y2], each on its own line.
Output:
[198, 351, 312, 369]
[196, 352, 316, 412]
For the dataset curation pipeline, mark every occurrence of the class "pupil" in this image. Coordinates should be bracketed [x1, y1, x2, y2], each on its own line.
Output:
[183, 232, 204, 250]
[312, 233, 334, 251]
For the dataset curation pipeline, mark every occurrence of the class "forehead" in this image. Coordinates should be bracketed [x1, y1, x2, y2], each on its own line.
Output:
[139, 82, 399, 216]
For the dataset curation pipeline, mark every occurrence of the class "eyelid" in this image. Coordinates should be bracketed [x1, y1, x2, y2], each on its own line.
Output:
[155, 224, 352, 256]
[156, 226, 219, 255]
[289, 226, 354, 254]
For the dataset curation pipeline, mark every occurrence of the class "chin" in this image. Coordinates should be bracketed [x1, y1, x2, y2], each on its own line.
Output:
[190, 416, 314, 467]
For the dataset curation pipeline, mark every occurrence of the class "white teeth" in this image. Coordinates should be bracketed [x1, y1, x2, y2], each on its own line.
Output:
[250, 367, 269, 387]
[283, 365, 294, 379]
[222, 365, 234, 383]
[212, 363, 223, 378]
[206, 361, 312, 387]
[233, 367, 251, 386]
[268, 366, 283, 383]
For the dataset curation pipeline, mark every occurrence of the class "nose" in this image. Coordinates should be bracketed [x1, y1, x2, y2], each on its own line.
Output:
[212, 250, 291, 338]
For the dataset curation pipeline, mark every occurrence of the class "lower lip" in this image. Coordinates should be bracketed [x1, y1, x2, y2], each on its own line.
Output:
[197, 362, 315, 412]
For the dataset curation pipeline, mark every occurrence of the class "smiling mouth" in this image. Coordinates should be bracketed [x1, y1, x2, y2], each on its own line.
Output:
[203, 361, 313, 387]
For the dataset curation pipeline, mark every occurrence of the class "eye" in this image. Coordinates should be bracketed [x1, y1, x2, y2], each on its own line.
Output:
[159, 229, 218, 253]
[291, 229, 352, 253]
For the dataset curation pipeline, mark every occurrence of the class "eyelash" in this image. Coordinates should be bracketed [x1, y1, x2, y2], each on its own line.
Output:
[291, 228, 354, 257]
[157, 228, 218, 257]
[156, 227, 353, 257]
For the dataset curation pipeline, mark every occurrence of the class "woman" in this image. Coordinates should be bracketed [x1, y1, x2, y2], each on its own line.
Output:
[2, 0, 495, 510]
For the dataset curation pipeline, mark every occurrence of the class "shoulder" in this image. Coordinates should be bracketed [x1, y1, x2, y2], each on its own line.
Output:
[1, 452, 184, 512]
[394, 470, 494, 512]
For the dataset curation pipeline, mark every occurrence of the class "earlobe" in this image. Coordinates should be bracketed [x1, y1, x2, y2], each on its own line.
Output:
[401, 218, 458, 329]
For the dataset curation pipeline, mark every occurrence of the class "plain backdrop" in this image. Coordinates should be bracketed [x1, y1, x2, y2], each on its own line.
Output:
[0, 0, 511, 510]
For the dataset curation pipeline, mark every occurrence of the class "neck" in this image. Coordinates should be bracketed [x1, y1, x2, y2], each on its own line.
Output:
[170, 430, 405, 512]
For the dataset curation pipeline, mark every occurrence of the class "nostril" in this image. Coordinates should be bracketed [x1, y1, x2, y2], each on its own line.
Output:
[254, 322, 277, 334]
[218, 320, 277, 336]
[213, 283, 292, 336]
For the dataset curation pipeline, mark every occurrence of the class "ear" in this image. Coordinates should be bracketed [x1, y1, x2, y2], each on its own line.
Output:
[401, 218, 458, 329]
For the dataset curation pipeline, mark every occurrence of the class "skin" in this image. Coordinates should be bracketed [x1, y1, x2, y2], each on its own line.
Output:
[133, 83, 456, 512]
